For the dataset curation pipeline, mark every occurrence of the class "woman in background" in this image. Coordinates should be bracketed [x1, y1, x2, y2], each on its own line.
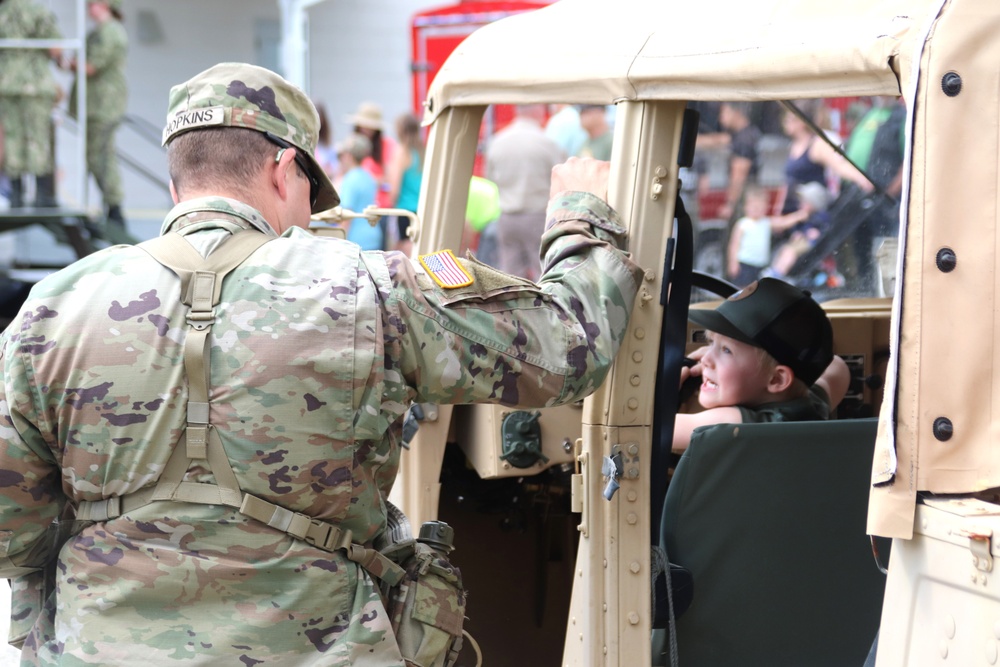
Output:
[345, 102, 395, 204]
[386, 112, 423, 255]
[313, 102, 338, 181]
[775, 102, 871, 215]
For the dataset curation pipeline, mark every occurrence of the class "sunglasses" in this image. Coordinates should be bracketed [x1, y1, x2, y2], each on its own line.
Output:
[264, 132, 319, 208]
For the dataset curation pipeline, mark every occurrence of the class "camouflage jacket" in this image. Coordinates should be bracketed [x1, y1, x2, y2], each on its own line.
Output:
[69, 18, 127, 120]
[0, 0, 60, 98]
[0, 193, 640, 665]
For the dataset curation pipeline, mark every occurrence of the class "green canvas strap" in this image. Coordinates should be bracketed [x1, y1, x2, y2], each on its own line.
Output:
[142, 231, 271, 460]
[76, 230, 403, 586]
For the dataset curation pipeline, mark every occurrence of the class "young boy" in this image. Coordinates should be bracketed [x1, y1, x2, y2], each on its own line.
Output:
[673, 277, 850, 451]
[335, 132, 383, 250]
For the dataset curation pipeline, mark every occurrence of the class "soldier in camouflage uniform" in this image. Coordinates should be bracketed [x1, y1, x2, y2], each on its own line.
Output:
[0, 62, 642, 665]
[67, 0, 127, 225]
[0, 0, 61, 208]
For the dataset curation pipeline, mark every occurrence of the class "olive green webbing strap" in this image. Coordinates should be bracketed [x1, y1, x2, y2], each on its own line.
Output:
[144, 231, 271, 462]
[76, 231, 403, 585]
[77, 230, 268, 518]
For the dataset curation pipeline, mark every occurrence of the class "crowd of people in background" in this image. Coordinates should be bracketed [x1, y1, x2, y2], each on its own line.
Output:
[481, 98, 901, 295]
[312, 100, 428, 254]
[9, 23, 899, 296]
[1, 3, 903, 298]
[685, 97, 905, 296]
[0, 52, 906, 339]
[307, 95, 902, 297]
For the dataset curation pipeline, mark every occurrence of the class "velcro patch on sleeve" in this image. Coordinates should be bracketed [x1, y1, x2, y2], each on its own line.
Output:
[419, 250, 474, 289]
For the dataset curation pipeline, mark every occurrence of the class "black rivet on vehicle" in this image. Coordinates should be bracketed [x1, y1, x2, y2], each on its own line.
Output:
[942, 72, 962, 96]
[936, 247, 957, 273]
[933, 417, 953, 442]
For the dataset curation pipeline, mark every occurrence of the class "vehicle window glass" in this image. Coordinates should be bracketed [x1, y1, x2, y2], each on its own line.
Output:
[689, 97, 903, 302]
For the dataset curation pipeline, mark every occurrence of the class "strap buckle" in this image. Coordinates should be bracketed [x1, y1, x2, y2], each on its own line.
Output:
[305, 519, 353, 552]
[240, 495, 350, 552]
[187, 309, 216, 330]
[77, 495, 121, 522]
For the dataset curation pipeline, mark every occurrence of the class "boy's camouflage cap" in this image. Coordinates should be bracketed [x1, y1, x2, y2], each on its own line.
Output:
[162, 62, 339, 213]
[689, 277, 833, 385]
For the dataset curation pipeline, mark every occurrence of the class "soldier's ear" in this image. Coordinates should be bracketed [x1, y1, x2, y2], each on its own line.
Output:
[271, 147, 297, 202]
[169, 180, 179, 205]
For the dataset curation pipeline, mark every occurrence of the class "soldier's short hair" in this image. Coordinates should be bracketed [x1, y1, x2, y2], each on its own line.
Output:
[167, 127, 275, 200]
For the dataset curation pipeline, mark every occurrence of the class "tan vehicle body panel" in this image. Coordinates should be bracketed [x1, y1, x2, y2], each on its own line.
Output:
[388, 0, 1000, 664]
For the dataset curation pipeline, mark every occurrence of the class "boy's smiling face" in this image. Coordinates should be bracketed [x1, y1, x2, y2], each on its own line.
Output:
[698, 332, 779, 409]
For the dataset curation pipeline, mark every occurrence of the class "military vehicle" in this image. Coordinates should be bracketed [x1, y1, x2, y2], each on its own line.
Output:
[392, 0, 999, 665]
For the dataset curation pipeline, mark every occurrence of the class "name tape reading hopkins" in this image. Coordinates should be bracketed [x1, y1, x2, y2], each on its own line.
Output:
[162, 106, 226, 145]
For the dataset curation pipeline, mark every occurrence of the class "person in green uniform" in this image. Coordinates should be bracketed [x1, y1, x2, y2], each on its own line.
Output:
[0, 0, 61, 208]
[65, 0, 127, 226]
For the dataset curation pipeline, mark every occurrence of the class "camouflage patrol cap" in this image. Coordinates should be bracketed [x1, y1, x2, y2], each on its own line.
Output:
[162, 62, 340, 213]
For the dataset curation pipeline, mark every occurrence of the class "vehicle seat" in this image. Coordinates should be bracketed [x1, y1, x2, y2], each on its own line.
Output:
[652, 418, 884, 667]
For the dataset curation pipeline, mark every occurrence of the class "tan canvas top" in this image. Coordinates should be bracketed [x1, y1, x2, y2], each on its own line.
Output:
[424, 0, 943, 120]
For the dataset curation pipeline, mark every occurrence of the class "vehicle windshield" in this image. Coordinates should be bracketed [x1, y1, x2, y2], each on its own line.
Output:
[461, 97, 903, 303]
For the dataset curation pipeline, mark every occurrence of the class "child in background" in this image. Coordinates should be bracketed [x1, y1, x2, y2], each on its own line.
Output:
[336, 133, 382, 251]
[726, 187, 773, 285]
[465, 176, 502, 267]
[766, 181, 832, 278]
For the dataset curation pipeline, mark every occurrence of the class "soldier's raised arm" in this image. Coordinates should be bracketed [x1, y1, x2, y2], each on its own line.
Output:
[386, 157, 643, 407]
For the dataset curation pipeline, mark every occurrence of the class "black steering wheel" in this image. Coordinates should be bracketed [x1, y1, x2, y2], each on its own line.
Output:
[691, 271, 738, 299]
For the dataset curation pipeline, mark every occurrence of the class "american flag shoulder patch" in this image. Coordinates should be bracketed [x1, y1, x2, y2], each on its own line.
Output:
[419, 249, 474, 289]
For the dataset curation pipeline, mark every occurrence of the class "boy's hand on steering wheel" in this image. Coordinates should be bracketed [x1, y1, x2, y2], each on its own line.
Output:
[679, 347, 706, 388]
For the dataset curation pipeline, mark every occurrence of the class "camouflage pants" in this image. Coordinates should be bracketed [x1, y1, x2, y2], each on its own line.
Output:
[86, 118, 123, 206]
[0, 95, 55, 177]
